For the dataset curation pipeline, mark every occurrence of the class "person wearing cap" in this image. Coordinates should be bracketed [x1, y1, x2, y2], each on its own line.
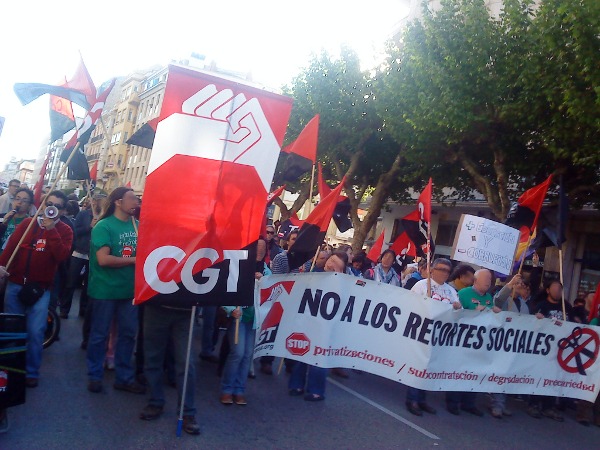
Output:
[403, 259, 429, 290]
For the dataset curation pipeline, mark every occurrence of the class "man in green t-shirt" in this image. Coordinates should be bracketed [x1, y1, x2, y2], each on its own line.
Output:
[448, 269, 500, 417]
[86, 187, 144, 395]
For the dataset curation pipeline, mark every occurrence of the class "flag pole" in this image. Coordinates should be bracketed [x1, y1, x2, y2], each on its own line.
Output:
[5, 142, 82, 271]
[559, 244, 566, 320]
[131, 216, 138, 236]
[309, 245, 321, 272]
[176, 305, 197, 437]
[426, 230, 432, 298]
[307, 164, 316, 215]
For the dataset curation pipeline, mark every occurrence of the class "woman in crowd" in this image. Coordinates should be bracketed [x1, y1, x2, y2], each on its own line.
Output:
[288, 251, 348, 401]
[363, 249, 401, 287]
[219, 237, 271, 406]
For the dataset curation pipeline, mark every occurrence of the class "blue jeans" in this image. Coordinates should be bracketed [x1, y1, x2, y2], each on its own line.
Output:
[221, 320, 255, 395]
[406, 387, 427, 403]
[86, 297, 138, 384]
[289, 363, 328, 397]
[144, 305, 196, 415]
[200, 306, 217, 356]
[4, 281, 51, 379]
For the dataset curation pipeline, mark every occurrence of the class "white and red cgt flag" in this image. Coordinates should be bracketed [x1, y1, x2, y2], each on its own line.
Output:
[134, 65, 293, 306]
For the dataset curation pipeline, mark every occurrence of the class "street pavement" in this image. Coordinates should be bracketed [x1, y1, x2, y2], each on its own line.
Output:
[1, 295, 599, 449]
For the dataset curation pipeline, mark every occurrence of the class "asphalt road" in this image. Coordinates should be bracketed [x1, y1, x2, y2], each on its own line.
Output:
[1, 295, 598, 449]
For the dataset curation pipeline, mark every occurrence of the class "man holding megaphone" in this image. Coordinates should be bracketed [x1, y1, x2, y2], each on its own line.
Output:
[0, 190, 73, 388]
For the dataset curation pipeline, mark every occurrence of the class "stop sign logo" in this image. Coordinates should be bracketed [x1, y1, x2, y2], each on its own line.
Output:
[286, 332, 311, 356]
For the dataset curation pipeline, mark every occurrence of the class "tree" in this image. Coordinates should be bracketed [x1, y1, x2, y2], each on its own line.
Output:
[377, 0, 599, 219]
[280, 48, 419, 251]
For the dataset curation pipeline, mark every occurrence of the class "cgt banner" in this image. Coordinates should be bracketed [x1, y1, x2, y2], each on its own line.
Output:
[135, 65, 293, 307]
[255, 273, 600, 401]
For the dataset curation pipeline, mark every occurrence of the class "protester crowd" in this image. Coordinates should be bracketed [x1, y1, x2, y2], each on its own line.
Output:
[0, 183, 598, 435]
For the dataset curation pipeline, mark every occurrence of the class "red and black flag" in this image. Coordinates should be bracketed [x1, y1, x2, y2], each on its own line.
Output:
[61, 79, 115, 180]
[280, 114, 318, 182]
[267, 185, 286, 206]
[318, 163, 352, 232]
[49, 77, 76, 142]
[530, 175, 568, 249]
[134, 65, 293, 307]
[277, 212, 304, 239]
[287, 177, 346, 270]
[402, 178, 434, 258]
[14, 56, 96, 110]
[505, 175, 553, 235]
[588, 284, 600, 324]
[126, 117, 159, 149]
[390, 231, 417, 266]
[367, 229, 385, 262]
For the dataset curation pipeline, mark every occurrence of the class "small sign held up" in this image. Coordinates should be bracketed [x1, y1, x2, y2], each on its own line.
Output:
[451, 214, 520, 275]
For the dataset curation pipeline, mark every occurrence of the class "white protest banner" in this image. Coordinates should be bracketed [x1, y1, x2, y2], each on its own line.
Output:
[255, 273, 600, 401]
[451, 214, 520, 275]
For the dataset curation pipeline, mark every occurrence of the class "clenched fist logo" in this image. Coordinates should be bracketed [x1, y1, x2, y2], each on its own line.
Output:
[148, 84, 280, 190]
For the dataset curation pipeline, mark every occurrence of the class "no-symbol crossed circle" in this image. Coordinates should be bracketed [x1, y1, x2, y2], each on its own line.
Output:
[557, 327, 599, 375]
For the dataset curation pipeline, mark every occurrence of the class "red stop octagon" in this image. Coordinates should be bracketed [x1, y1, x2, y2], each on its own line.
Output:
[286, 332, 311, 356]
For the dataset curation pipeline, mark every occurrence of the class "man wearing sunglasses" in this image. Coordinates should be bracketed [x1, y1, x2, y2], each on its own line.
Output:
[265, 224, 282, 264]
[0, 190, 73, 388]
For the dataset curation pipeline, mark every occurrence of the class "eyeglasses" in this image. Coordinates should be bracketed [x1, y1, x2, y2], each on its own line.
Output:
[266, 231, 275, 235]
[9, 184, 19, 188]
[46, 201, 65, 209]
[14, 197, 31, 203]
[433, 267, 451, 273]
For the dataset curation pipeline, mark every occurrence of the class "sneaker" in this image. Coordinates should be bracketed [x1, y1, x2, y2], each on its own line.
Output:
[113, 382, 146, 394]
[139, 404, 163, 421]
[220, 393, 233, 405]
[332, 368, 349, 379]
[461, 406, 484, 417]
[541, 408, 564, 422]
[406, 401, 423, 416]
[233, 394, 247, 406]
[418, 402, 437, 414]
[183, 415, 200, 435]
[491, 407, 503, 419]
[527, 405, 542, 419]
[25, 378, 38, 388]
[88, 380, 103, 393]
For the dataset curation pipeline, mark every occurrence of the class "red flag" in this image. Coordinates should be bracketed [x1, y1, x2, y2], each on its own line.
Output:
[90, 161, 98, 181]
[318, 162, 332, 199]
[367, 229, 385, 262]
[126, 117, 159, 149]
[267, 185, 286, 206]
[390, 232, 417, 258]
[287, 177, 346, 270]
[49, 76, 76, 142]
[401, 179, 434, 258]
[33, 151, 50, 207]
[588, 284, 600, 323]
[282, 114, 318, 163]
[281, 114, 319, 182]
[134, 65, 293, 307]
[506, 175, 553, 234]
[66, 56, 97, 108]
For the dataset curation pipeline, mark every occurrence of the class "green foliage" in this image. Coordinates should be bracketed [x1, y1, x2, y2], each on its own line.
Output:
[376, 0, 599, 216]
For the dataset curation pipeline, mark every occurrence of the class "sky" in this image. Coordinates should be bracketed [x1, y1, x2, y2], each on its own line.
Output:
[0, 0, 411, 170]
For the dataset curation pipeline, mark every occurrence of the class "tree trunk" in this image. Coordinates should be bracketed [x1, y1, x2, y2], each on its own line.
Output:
[350, 153, 404, 253]
[272, 182, 311, 221]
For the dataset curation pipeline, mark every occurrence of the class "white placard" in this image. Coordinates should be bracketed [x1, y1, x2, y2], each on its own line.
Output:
[451, 214, 520, 275]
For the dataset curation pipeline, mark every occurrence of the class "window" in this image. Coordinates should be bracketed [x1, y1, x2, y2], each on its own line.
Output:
[436, 222, 459, 247]
[123, 131, 128, 142]
[111, 132, 121, 144]
[128, 109, 133, 121]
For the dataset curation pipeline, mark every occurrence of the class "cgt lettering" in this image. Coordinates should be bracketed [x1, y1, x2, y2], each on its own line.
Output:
[143, 245, 248, 295]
